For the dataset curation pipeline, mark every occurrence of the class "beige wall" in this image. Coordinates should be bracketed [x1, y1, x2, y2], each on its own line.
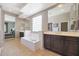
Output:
[0, 7, 5, 47]
[15, 18, 31, 38]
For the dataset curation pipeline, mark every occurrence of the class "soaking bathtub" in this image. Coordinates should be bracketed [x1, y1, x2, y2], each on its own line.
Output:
[21, 31, 41, 51]
[21, 37, 40, 51]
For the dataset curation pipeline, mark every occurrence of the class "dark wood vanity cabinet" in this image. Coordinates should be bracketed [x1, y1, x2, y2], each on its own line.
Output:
[64, 37, 79, 56]
[50, 35, 64, 54]
[44, 34, 51, 50]
[43, 34, 79, 56]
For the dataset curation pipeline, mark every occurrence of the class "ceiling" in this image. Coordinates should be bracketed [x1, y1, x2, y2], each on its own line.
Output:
[0, 3, 77, 24]
[19, 3, 56, 18]
[0, 3, 74, 19]
[0, 3, 26, 15]
[48, 3, 74, 17]
[0, 3, 56, 19]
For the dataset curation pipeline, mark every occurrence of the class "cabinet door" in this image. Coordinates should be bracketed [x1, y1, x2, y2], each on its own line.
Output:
[44, 34, 51, 50]
[50, 35, 64, 54]
[64, 37, 79, 56]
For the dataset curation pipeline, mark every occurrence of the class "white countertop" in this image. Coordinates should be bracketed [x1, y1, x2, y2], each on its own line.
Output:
[44, 31, 79, 37]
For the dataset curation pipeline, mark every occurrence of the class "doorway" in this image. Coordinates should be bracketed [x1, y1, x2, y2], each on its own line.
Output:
[4, 14, 15, 39]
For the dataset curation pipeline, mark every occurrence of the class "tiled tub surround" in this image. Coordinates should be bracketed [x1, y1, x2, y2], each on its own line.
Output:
[21, 31, 42, 51]
[21, 37, 40, 51]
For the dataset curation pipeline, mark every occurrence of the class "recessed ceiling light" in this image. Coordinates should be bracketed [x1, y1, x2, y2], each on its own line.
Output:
[58, 4, 63, 8]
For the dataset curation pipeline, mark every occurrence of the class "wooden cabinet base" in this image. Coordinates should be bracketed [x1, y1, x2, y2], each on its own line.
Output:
[44, 34, 79, 56]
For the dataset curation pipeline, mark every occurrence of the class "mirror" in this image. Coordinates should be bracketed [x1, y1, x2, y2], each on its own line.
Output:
[48, 3, 79, 32]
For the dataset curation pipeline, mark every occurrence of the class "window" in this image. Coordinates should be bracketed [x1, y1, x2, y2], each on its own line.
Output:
[5, 14, 15, 22]
[32, 15, 42, 32]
